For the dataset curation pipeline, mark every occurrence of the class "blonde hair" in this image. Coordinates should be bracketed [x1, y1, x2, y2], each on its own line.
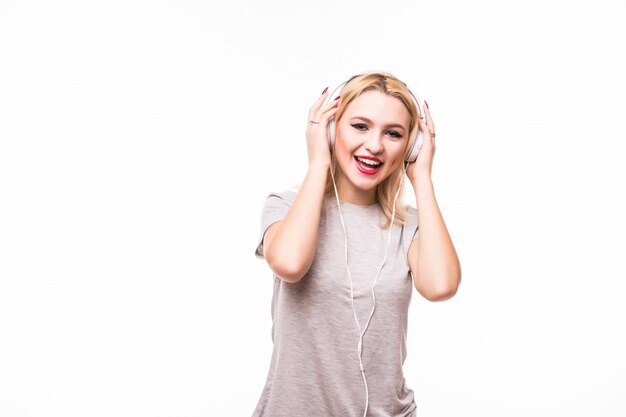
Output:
[324, 71, 421, 229]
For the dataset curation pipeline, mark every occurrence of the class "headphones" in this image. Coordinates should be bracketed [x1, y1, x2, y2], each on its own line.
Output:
[323, 75, 426, 163]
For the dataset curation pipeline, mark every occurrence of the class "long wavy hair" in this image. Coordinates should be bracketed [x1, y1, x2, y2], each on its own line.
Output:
[324, 71, 421, 229]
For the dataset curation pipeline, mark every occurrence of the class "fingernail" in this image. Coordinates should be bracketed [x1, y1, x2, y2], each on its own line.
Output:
[334, 96, 340, 101]
[424, 100, 429, 109]
[322, 87, 328, 95]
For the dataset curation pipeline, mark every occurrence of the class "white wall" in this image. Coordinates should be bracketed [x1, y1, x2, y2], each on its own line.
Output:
[1, 0, 624, 416]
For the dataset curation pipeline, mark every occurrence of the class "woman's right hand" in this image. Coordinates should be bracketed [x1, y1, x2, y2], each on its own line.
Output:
[305, 87, 340, 168]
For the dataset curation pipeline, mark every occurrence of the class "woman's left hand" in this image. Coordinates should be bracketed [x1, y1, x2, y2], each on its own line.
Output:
[406, 101, 436, 183]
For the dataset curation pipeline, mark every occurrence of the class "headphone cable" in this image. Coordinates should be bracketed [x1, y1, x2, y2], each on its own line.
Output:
[329, 161, 409, 417]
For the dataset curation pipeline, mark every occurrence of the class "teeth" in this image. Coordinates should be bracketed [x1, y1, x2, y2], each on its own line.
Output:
[357, 157, 381, 167]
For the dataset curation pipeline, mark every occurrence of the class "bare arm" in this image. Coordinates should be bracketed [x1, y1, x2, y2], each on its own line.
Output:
[407, 176, 461, 301]
[264, 163, 329, 283]
[263, 87, 339, 283]
[406, 99, 461, 301]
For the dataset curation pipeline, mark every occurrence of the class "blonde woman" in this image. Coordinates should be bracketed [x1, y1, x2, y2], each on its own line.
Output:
[253, 71, 461, 417]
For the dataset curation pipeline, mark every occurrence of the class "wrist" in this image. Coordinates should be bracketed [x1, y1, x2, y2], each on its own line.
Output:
[410, 173, 432, 188]
[307, 161, 331, 178]
[308, 160, 331, 172]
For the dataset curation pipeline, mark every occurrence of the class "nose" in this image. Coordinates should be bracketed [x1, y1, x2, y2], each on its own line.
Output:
[364, 130, 384, 154]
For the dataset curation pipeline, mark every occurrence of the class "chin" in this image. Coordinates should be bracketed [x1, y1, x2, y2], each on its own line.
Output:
[347, 164, 387, 190]
[352, 181, 378, 192]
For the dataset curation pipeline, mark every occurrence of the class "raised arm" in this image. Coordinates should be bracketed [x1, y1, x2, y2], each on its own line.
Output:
[264, 163, 328, 282]
[263, 87, 340, 283]
[406, 100, 461, 301]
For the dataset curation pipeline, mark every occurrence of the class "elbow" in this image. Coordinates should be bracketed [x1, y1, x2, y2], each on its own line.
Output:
[424, 286, 457, 302]
[422, 273, 461, 302]
[266, 255, 308, 283]
[272, 263, 307, 283]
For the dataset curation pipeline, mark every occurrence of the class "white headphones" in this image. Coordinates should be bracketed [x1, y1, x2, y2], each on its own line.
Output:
[325, 73, 419, 417]
[324, 75, 426, 163]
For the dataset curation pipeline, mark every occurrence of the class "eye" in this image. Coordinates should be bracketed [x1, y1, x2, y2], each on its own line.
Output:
[386, 130, 403, 139]
[351, 123, 368, 131]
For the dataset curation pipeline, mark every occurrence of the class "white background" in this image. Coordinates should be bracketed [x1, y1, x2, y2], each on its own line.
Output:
[1, 0, 625, 416]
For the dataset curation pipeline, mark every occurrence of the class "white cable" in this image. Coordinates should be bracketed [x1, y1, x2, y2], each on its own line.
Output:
[329, 161, 409, 417]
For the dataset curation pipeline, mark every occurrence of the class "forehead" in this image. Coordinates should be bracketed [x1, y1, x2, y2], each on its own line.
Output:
[344, 90, 410, 127]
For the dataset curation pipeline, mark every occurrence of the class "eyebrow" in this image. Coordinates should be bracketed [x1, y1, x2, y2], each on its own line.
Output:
[349, 116, 407, 131]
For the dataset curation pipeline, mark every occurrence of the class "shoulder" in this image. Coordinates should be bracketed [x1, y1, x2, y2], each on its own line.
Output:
[405, 204, 417, 215]
[404, 204, 418, 227]
[260, 190, 298, 215]
[265, 190, 297, 205]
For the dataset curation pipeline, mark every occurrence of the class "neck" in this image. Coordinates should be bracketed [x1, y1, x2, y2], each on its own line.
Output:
[334, 176, 377, 206]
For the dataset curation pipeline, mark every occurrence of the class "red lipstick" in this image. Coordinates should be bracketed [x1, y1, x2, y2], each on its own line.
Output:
[354, 156, 383, 175]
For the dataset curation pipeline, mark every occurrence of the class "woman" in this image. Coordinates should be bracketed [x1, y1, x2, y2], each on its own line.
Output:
[253, 71, 461, 417]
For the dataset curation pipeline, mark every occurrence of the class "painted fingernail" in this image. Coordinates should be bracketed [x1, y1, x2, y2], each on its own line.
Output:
[424, 100, 429, 109]
[322, 87, 328, 95]
[334, 96, 340, 101]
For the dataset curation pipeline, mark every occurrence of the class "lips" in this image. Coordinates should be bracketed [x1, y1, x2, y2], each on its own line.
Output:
[355, 155, 382, 164]
[354, 156, 383, 175]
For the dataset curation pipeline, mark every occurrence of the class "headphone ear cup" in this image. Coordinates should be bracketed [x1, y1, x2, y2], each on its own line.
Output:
[328, 117, 336, 152]
[324, 81, 346, 153]
[405, 97, 426, 162]
[405, 124, 423, 163]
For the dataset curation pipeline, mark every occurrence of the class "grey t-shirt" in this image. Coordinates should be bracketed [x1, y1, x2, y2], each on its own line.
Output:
[253, 190, 420, 417]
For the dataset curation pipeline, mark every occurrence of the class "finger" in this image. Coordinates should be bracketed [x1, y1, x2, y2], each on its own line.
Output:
[416, 112, 428, 132]
[416, 114, 433, 142]
[423, 101, 435, 132]
[308, 87, 330, 119]
[320, 95, 340, 111]
[319, 105, 339, 124]
[306, 106, 337, 137]
[312, 96, 340, 124]
[307, 105, 337, 132]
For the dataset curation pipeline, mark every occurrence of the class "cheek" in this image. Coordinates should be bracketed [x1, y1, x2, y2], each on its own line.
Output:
[388, 142, 407, 162]
[332, 136, 350, 167]
[384, 159, 401, 175]
[335, 134, 357, 158]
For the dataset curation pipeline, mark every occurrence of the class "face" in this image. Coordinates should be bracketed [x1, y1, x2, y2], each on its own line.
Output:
[334, 90, 411, 205]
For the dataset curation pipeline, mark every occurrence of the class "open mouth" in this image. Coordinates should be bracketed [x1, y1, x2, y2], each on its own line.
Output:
[354, 156, 383, 174]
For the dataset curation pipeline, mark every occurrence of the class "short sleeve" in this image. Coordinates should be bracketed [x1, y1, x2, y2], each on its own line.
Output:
[407, 205, 419, 240]
[401, 204, 419, 266]
[412, 224, 419, 241]
[254, 191, 296, 259]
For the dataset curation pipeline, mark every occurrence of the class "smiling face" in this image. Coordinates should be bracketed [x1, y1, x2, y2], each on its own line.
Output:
[334, 90, 411, 205]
